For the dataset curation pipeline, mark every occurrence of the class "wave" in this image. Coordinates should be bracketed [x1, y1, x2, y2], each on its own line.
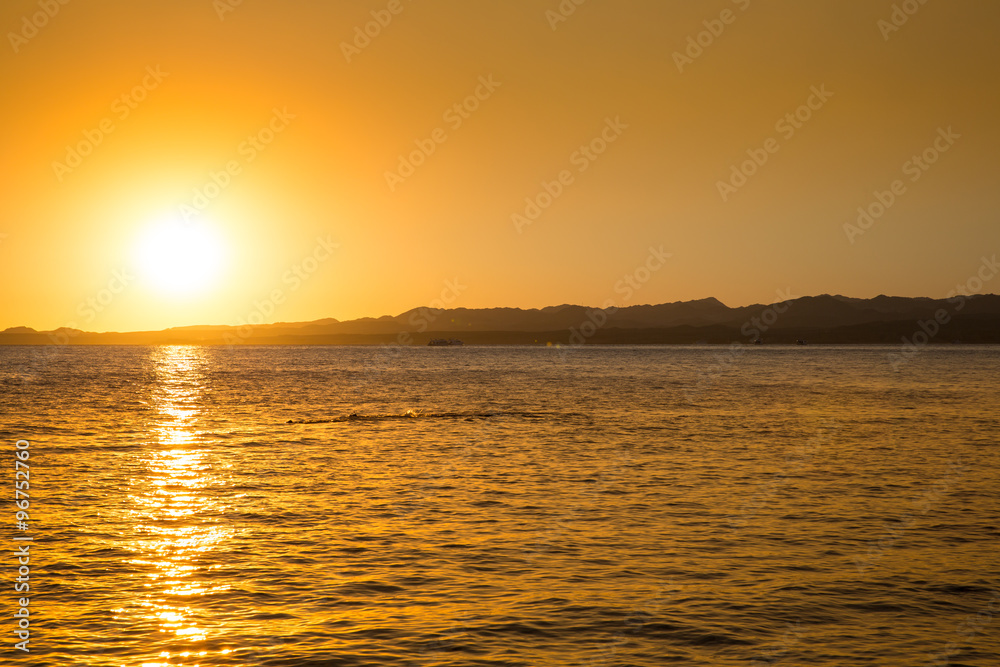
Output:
[285, 410, 591, 425]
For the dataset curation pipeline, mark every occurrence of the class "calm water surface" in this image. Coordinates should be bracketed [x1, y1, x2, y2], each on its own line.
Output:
[1, 345, 998, 666]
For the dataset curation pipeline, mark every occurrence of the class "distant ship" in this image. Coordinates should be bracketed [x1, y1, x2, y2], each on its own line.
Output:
[428, 338, 464, 346]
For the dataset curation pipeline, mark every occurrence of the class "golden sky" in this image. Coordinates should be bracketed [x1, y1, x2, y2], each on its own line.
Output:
[1, 0, 998, 332]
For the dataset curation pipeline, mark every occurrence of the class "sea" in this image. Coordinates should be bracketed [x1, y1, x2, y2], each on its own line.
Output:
[1, 344, 998, 666]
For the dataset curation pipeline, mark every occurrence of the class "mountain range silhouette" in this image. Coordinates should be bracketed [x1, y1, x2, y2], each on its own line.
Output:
[3, 294, 999, 345]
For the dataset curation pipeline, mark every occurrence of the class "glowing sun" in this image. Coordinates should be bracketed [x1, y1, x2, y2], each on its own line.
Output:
[133, 216, 228, 297]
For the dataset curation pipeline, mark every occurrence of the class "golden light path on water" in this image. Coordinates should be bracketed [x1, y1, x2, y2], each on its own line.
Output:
[3, 345, 999, 664]
[121, 346, 235, 666]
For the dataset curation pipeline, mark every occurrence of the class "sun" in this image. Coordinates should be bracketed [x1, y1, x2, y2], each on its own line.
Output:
[133, 215, 228, 297]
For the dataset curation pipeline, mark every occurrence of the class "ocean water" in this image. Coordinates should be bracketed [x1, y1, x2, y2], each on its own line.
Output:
[1, 344, 998, 666]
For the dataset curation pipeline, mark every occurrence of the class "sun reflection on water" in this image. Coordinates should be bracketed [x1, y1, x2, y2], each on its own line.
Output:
[123, 346, 232, 660]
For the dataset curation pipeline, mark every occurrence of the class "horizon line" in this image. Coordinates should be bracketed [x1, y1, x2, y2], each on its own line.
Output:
[5, 292, 998, 336]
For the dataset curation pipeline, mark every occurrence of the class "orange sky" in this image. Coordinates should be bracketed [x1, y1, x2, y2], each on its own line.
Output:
[1, 0, 998, 332]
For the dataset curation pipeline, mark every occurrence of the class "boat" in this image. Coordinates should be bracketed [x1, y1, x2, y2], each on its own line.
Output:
[428, 338, 463, 346]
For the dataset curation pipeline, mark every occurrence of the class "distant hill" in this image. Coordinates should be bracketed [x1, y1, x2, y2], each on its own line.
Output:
[2, 294, 999, 345]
